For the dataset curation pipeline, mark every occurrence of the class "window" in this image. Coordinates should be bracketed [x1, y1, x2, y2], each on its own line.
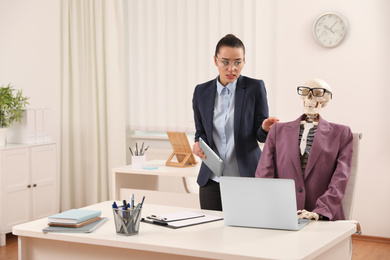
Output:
[123, 0, 264, 133]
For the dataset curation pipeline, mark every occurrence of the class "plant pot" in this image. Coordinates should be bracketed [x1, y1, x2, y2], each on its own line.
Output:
[0, 128, 7, 146]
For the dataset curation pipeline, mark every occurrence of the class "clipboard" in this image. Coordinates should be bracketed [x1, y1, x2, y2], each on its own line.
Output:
[199, 137, 223, 177]
[147, 211, 205, 222]
[141, 211, 223, 229]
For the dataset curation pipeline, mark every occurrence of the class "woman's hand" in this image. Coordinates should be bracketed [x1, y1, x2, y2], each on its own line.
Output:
[193, 142, 206, 159]
[262, 117, 279, 132]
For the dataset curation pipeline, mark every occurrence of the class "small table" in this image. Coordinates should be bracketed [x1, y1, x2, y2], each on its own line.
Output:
[13, 201, 356, 260]
[111, 160, 200, 199]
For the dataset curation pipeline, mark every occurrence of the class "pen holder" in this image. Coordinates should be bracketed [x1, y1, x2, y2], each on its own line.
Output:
[132, 155, 146, 169]
[112, 207, 142, 236]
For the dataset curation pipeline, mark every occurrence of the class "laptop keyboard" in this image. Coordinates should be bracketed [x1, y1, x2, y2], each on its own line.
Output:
[298, 219, 310, 225]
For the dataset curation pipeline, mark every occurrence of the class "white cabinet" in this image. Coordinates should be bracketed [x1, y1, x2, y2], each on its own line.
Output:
[0, 143, 58, 246]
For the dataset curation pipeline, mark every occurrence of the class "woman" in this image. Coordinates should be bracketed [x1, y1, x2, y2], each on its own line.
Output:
[192, 34, 278, 210]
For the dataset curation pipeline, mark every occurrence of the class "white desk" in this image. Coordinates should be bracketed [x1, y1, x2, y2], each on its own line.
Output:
[13, 201, 356, 260]
[112, 160, 200, 207]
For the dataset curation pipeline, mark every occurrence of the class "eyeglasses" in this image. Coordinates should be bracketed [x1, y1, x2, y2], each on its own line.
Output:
[297, 86, 332, 99]
[215, 57, 245, 68]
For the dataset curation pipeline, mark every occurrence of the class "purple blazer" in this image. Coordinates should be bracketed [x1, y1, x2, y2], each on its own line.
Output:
[255, 115, 353, 220]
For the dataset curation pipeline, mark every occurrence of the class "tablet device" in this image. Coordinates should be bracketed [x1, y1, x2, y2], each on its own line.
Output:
[199, 137, 223, 177]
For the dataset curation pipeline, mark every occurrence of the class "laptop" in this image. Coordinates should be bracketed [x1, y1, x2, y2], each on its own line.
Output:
[219, 176, 310, 231]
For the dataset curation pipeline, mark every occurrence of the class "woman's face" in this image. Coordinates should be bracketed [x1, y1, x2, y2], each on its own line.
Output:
[214, 46, 245, 86]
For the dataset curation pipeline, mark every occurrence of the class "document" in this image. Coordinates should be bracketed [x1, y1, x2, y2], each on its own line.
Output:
[142, 211, 223, 229]
[150, 211, 205, 222]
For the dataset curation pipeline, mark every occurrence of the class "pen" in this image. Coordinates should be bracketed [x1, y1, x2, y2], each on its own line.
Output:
[142, 145, 149, 155]
[140, 196, 145, 208]
[113, 205, 129, 235]
[141, 218, 168, 226]
[131, 194, 134, 209]
[135, 143, 139, 156]
[152, 220, 168, 226]
[147, 215, 168, 222]
[126, 202, 143, 230]
[139, 142, 144, 156]
[129, 147, 134, 156]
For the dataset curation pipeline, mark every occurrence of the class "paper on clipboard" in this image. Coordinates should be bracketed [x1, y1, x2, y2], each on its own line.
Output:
[199, 137, 223, 177]
[142, 211, 223, 229]
[166, 213, 223, 228]
[151, 211, 205, 222]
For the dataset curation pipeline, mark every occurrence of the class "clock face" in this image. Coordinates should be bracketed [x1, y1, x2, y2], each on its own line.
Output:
[313, 13, 347, 48]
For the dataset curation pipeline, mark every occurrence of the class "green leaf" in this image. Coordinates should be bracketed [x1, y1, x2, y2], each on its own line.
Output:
[0, 83, 30, 128]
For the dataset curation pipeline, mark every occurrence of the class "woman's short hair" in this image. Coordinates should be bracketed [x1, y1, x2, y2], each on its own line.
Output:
[215, 34, 245, 57]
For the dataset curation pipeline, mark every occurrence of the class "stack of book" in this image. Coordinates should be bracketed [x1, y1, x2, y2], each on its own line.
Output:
[43, 209, 106, 233]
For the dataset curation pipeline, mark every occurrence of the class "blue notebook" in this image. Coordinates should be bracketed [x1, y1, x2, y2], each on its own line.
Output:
[43, 218, 107, 233]
[48, 209, 102, 224]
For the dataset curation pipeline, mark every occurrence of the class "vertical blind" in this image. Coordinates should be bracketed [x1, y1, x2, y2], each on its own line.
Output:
[124, 0, 272, 133]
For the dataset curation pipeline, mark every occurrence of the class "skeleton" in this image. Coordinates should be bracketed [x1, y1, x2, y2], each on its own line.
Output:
[297, 79, 332, 221]
[300, 78, 332, 122]
[297, 209, 319, 221]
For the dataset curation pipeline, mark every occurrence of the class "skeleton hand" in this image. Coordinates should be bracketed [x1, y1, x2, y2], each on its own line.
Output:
[297, 209, 319, 221]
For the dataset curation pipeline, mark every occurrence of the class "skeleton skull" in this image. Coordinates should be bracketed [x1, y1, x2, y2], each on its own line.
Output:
[299, 78, 332, 115]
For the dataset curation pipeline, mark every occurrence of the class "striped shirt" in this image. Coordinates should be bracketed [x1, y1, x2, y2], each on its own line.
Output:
[299, 123, 318, 175]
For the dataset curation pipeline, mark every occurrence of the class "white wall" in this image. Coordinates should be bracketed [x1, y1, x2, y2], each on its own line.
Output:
[0, 0, 61, 144]
[1, 0, 389, 238]
[270, 0, 390, 238]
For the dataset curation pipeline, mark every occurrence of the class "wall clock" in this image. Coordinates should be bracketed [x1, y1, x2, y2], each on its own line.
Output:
[313, 12, 348, 48]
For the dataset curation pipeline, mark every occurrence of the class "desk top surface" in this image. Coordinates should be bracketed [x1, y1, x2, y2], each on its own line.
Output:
[112, 160, 200, 177]
[13, 201, 356, 260]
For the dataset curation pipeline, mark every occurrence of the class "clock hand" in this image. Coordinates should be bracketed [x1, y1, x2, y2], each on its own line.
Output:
[324, 25, 334, 34]
[329, 21, 337, 33]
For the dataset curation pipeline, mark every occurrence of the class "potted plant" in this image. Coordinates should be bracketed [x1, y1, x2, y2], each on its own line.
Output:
[0, 83, 29, 146]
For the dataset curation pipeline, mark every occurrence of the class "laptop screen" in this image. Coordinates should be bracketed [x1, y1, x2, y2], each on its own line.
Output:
[220, 177, 309, 231]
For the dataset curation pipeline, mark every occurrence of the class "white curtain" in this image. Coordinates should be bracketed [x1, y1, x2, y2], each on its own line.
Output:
[61, 0, 126, 210]
[124, 0, 268, 133]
